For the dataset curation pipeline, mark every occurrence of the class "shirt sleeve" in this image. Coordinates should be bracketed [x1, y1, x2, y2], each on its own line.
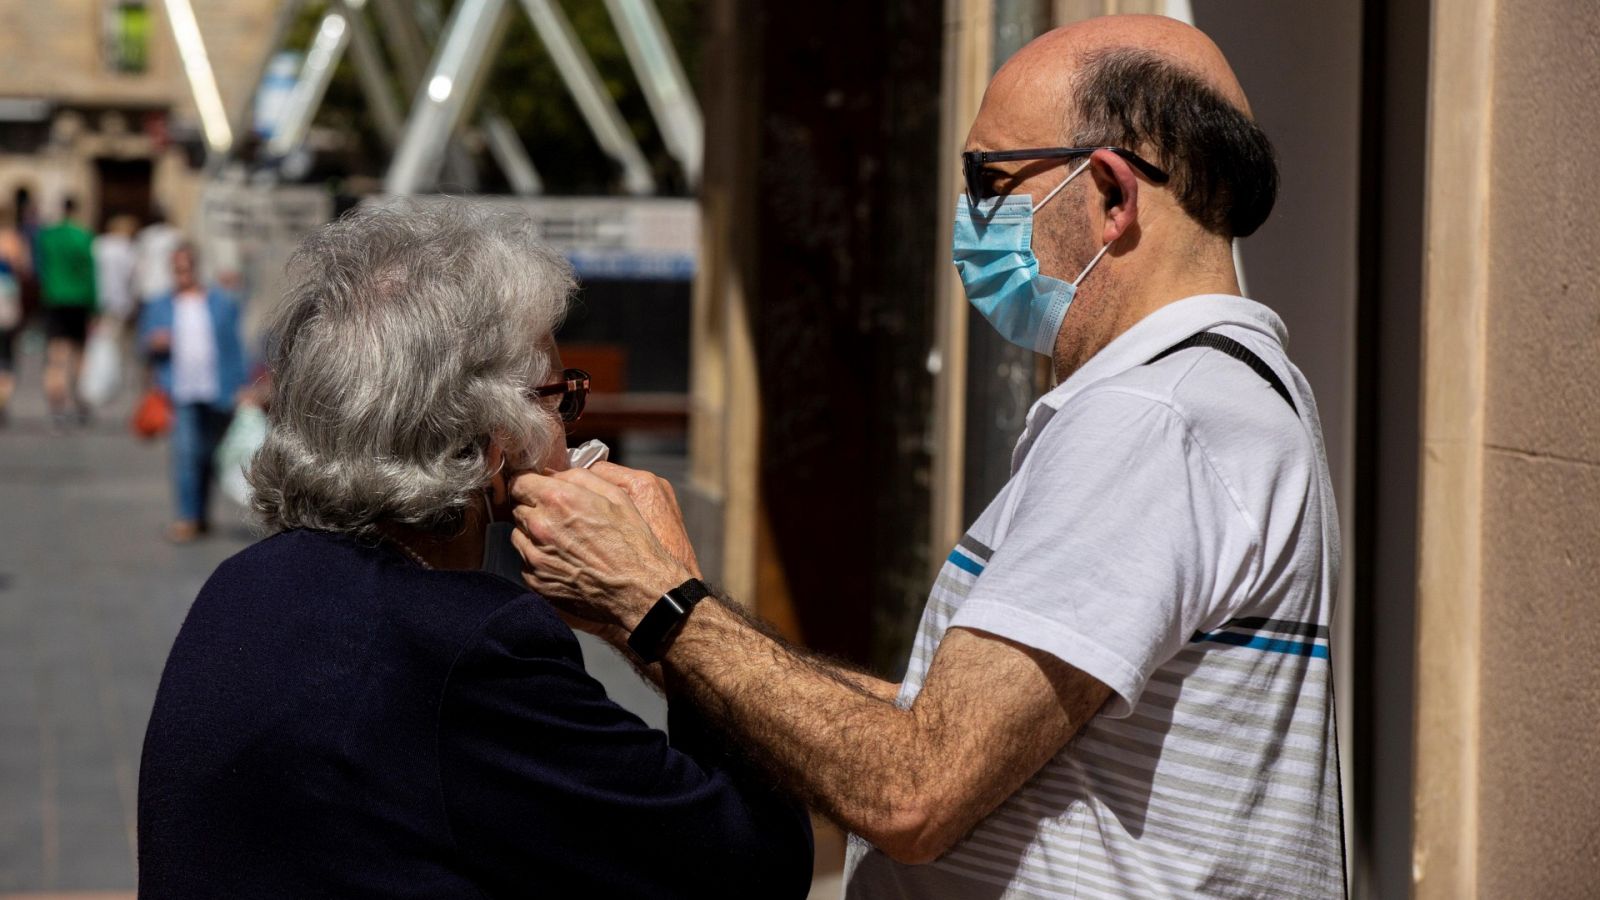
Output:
[948, 389, 1260, 717]
[438, 598, 814, 899]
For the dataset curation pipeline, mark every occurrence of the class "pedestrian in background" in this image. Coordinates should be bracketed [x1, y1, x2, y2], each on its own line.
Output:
[134, 205, 182, 315]
[94, 214, 139, 328]
[36, 196, 96, 428]
[0, 203, 30, 427]
[138, 244, 246, 543]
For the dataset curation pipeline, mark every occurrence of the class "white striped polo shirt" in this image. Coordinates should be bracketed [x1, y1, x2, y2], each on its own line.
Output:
[843, 295, 1344, 898]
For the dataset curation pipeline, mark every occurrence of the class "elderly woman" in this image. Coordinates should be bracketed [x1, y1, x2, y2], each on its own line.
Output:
[137, 201, 812, 898]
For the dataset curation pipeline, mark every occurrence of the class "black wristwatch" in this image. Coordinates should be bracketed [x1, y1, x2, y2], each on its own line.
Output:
[627, 578, 712, 663]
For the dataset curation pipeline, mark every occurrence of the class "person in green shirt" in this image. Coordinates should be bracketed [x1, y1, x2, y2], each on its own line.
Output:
[36, 196, 97, 426]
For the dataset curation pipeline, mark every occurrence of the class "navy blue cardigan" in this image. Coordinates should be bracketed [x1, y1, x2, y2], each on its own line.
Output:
[138, 529, 813, 898]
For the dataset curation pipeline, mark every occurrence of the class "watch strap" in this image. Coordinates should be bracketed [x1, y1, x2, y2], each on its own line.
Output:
[627, 578, 710, 663]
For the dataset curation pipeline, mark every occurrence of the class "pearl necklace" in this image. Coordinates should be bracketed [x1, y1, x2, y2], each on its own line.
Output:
[389, 536, 434, 570]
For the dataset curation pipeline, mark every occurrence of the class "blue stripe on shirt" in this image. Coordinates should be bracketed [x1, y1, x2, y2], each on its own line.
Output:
[945, 549, 985, 576]
[1191, 630, 1329, 659]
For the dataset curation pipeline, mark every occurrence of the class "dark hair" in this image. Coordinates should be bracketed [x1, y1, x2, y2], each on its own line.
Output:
[1069, 48, 1277, 238]
[62, 195, 78, 216]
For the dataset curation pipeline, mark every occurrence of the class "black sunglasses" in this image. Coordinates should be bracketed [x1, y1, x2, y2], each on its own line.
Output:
[528, 368, 591, 423]
[961, 146, 1170, 202]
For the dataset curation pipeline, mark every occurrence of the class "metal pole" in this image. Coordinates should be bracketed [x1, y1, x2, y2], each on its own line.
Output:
[385, 0, 509, 194]
[372, 0, 432, 88]
[338, 0, 406, 148]
[220, 0, 304, 164]
[482, 114, 544, 194]
[381, 0, 506, 191]
[517, 0, 657, 194]
[266, 8, 354, 159]
[160, 0, 234, 156]
[601, 0, 702, 185]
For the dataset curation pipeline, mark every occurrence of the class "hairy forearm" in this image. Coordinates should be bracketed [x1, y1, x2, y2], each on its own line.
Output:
[661, 600, 946, 858]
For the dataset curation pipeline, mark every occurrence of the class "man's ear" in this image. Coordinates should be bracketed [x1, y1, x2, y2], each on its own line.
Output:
[1089, 148, 1140, 245]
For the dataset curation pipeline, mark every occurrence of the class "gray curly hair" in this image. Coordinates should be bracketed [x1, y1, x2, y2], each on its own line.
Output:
[248, 198, 574, 537]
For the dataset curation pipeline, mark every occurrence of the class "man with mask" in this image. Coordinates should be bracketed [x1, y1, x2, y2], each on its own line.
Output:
[510, 15, 1344, 898]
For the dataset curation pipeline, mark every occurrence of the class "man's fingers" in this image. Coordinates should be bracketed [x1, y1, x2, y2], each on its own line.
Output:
[508, 470, 561, 506]
[589, 461, 673, 505]
[510, 519, 551, 563]
[587, 460, 651, 494]
[510, 470, 608, 518]
[551, 466, 634, 508]
[512, 502, 559, 546]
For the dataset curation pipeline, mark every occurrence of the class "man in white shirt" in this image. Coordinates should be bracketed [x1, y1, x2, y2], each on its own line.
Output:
[509, 15, 1343, 898]
[135, 207, 183, 310]
[94, 215, 140, 324]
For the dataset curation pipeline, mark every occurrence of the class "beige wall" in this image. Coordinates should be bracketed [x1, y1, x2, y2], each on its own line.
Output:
[1476, 0, 1600, 892]
[1415, 0, 1600, 895]
[0, 0, 276, 117]
[0, 0, 278, 227]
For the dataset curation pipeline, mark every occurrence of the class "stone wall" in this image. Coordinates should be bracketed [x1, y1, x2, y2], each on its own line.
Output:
[1415, 0, 1600, 895]
[1476, 0, 1600, 892]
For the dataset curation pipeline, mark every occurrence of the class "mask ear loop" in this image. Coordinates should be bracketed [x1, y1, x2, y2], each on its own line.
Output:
[1072, 240, 1115, 287]
[482, 441, 507, 524]
[1030, 158, 1093, 213]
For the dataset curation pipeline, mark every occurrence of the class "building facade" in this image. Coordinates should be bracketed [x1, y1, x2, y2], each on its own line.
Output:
[0, 0, 278, 229]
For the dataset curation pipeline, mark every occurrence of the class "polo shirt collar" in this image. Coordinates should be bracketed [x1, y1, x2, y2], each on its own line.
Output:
[1011, 294, 1288, 472]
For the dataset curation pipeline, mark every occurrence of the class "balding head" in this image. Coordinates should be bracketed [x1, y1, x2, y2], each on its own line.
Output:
[969, 14, 1277, 238]
[1002, 15, 1249, 113]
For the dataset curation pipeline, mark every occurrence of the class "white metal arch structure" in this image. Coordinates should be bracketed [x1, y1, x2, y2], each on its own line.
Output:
[387, 0, 661, 195]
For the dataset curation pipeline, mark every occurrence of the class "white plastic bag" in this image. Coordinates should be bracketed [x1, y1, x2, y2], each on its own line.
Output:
[0, 273, 20, 330]
[79, 325, 123, 408]
[216, 404, 269, 507]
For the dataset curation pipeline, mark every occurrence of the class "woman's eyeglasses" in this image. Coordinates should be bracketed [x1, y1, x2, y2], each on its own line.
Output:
[528, 368, 591, 423]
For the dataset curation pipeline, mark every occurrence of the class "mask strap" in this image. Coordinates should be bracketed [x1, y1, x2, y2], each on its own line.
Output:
[482, 445, 506, 524]
[1072, 240, 1115, 287]
[1030, 158, 1093, 213]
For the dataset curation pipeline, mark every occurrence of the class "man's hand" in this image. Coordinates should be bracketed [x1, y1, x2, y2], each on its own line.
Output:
[508, 468, 692, 630]
[585, 462, 701, 579]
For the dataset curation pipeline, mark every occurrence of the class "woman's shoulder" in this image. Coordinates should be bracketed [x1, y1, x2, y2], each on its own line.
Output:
[212, 528, 575, 654]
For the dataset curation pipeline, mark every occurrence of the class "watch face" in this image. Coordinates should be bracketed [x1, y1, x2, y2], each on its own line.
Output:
[629, 587, 697, 664]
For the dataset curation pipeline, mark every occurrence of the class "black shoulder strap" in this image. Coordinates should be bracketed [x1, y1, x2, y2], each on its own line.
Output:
[1146, 331, 1298, 416]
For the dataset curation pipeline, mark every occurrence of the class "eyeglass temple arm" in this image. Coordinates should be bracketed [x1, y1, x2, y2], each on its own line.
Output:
[967, 147, 1169, 183]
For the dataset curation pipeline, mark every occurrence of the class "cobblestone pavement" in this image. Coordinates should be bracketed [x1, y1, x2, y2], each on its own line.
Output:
[0, 344, 252, 896]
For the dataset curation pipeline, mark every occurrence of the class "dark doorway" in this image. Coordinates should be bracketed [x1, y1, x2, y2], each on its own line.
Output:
[94, 157, 153, 229]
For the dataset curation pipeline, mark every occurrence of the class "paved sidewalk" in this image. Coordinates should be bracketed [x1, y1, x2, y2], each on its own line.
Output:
[0, 345, 252, 895]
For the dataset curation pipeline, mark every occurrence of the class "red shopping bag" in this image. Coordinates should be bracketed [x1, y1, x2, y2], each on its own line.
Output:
[132, 387, 173, 439]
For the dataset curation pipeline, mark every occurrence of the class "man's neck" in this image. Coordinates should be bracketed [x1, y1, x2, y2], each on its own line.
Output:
[1052, 239, 1238, 381]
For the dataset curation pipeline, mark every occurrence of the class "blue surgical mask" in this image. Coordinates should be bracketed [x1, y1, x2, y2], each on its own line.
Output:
[953, 159, 1113, 355]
